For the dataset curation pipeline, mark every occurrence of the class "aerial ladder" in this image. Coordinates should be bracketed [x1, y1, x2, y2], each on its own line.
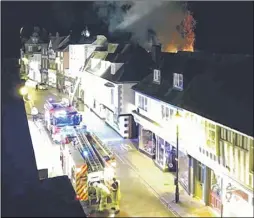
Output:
[74, 128, 104, 183]
[86, 132, 116, 183]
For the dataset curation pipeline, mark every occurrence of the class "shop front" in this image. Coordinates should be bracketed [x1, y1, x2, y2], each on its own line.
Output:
[209, 170, 222, 214]
[64, 76, 75, 95]
[222, 176, 253, 217]
[138, 125, 155, 159]
[56, 73, 65, 91]
[48, 70, 56, 87]
[154, 138, 177, 172]
[178, 151, 190, 193]
[41, 69, 48, 83]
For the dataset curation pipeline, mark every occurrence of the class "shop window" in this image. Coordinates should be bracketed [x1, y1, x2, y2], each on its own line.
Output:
[140, 127, 154, 155]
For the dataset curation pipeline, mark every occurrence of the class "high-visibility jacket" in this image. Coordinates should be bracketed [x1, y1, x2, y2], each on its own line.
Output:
[31, 107, 39, 115]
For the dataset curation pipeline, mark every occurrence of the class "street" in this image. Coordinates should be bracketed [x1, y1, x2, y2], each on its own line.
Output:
[25, 86, 176, 217]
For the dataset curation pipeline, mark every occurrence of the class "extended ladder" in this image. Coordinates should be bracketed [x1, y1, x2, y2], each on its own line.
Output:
[75, 129, 103, 173]
[90, 132, 114, 158]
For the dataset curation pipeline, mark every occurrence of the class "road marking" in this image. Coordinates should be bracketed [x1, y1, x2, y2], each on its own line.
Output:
[120, 143, 133, 151]
[120, 144, 129, 151]
[115, 153, 125, 164]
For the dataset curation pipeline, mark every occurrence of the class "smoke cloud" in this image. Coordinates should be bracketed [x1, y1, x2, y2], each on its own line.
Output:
[93, 1, 195, 51]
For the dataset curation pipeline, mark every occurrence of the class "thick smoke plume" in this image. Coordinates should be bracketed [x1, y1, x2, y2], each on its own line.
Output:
[93, 1, 196, 52]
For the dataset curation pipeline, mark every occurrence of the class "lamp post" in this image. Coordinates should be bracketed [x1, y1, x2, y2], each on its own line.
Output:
[174, 110, 181, 203]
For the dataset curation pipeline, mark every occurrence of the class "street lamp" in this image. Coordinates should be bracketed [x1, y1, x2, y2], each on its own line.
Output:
[174, 109, 182, 203]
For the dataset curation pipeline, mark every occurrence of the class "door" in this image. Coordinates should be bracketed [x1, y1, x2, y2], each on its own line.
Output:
[195, 161, 204, 199]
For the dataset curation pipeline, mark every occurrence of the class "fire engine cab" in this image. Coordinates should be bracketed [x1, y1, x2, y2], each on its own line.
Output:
[44, 98, 82, 143]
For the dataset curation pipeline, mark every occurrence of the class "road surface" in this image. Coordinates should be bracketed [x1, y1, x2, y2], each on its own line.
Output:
[24, 86, 176, 217]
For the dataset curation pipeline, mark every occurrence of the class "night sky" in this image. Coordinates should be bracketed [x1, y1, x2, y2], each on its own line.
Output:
[1, 1, 253, 58]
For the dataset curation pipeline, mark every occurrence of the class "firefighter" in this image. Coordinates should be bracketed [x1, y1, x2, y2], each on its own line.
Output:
[110, 178, 121, 213]
[35, 83, 38, 91]
[31, 106, 39, 122]
[94, 181, 110, 212]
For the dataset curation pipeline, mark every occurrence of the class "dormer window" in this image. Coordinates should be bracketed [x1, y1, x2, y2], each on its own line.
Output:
[111, 64, 116, 75]
[153, 69, 161, 84]
[173, 73, 183, 91]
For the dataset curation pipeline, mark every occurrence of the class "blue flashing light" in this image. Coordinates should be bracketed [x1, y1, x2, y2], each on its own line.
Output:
[55, 110, 67, 118]
[83, 150, 88, 157]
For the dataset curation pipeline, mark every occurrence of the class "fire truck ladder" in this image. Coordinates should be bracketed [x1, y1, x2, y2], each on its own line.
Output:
[75, 129, 103, 173]
[90, 132, 114, 158]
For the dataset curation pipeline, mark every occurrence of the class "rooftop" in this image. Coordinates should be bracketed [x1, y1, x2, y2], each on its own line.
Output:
[133, 52, 253, 137]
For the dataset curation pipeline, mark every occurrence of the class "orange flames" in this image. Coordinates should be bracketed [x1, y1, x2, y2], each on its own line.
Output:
[165, 11, 196, 53]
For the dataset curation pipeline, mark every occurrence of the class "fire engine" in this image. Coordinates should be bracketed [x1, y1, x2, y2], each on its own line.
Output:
[44, 98, 82, 143]
[60, 128, 117, 204]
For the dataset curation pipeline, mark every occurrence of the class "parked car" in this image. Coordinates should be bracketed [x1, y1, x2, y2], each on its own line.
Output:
[38, 83, 48, 90]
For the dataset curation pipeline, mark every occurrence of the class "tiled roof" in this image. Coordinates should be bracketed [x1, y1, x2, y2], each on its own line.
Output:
[86, 43, 153, 83]
[49, 36, 67, 50]
[133, 52, 253, 136]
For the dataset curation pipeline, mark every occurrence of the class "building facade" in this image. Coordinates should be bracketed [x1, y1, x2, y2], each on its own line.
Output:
[41, 43, 48, 83]
[82, 41, 153, 139]
[132, 49, 254, 217]
[47, 33, 68, 88]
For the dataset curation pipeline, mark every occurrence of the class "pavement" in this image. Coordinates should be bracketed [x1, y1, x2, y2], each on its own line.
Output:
[24, 84, 217, 217]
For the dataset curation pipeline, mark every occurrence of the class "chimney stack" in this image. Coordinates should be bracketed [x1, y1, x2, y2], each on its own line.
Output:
[151, 44, 161, 66]
[56, 32, 60, 38]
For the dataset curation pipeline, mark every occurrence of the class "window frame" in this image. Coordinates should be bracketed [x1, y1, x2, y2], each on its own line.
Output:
[28, 46, 32, 52]
[153, 69, 161, 83]
[173, 73, 183, 90]
[138, 95, 148, 112]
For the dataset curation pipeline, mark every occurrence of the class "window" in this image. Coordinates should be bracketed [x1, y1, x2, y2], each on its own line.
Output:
[111, 64, 116, 75]
[173, 73, 183, 90]
[220, 128, 227, 140]
[236, 134, 243, 148]
[226, 130, 233, 143]
[161, 105, 165, 119]
[61, 52, 63, 58]
[243, 136, 248, 150]
[250, 144, 254, 172]
[138, 95, 148, 111]
[161, 105, 173, 121]
[153, 69, 161, 83]
[165, 107, 169, 120]
[28, 46, 32, 52]
[111, 89, 114, 105]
